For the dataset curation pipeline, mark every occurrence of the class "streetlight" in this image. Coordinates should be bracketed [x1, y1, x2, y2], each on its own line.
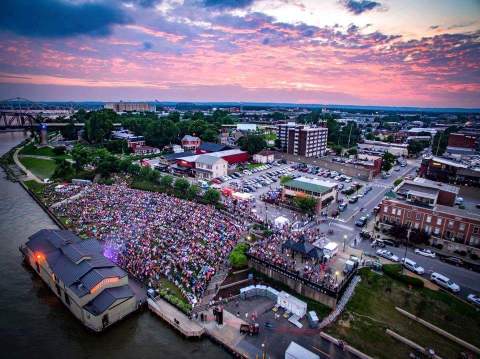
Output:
[343, 234, 348, 252]
[261, 343, 266, 359]
[402, 223, 412, 275]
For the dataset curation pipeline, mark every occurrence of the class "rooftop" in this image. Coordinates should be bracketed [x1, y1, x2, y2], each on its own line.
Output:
[409, 177, 460, 195]
[25, 230, 133, 310]
[283, 176, 336, 194]
[196, 154, 226, 166]
[177, 149, 246, 162]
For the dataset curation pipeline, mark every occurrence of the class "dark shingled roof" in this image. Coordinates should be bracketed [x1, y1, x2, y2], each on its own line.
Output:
[198, 142, 230, 152]
[84, 285, 134, 316]
[25, 230, 129, 303]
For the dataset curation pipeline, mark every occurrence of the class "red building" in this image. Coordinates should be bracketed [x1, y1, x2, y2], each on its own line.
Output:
[378, 178, 480, 253]
[354, 154, 383, 176]
[448, 133, 476, 149]
[176, 149, 249, 169]
[181, 135, 201, 151]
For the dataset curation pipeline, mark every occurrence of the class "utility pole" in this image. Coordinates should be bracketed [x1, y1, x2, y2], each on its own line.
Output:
[402, 224, 411, 275]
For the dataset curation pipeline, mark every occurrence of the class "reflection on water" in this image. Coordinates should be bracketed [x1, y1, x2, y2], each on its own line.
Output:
[0, 132, 228, 359]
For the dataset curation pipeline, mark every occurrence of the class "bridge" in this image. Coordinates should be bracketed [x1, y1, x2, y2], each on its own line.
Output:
[0, 97, 74, 129]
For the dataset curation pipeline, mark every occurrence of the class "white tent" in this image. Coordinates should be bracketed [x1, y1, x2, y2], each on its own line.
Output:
[277, 291, 307, 317]
[232, 192, 254, 201]
[274, 216, 290, 228]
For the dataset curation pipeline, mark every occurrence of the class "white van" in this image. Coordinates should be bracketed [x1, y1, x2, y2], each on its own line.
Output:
[401, 258, 425, 275]
[430, 272, 460, 292]
[323, 242, 338, 260]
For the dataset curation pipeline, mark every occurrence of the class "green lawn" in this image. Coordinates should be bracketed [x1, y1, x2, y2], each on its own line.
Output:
[20, 143, 56, 157]
[23, 180, 45, 196]
[19, 157, 57, 180]
[246, 163, 264, 170]
[326, 269, 480, 359]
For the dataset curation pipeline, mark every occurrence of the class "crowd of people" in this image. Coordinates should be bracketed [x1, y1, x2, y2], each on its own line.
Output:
[52, 183, 246, 305]
[41, 183, 86, 207]
[248, 224, 340, 291]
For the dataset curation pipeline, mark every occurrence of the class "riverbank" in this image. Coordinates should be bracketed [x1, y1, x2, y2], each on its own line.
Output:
[0, 132, 230, 359]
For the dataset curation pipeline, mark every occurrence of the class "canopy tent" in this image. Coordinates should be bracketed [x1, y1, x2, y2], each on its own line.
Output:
[232, 191, 254, 201]
[221, 187, 234, 196]
[283, 237, 324, 261]
[274, 216, 290, 228]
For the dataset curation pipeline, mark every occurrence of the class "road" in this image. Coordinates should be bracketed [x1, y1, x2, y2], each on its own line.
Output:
[222, 158, 480, 299]
[356, 240, 480, 298]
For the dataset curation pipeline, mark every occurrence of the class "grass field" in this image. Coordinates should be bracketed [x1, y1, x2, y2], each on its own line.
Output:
[19, 157, 57, 180]
[20, 143, 56, 157]
[326, 268, 480, 359]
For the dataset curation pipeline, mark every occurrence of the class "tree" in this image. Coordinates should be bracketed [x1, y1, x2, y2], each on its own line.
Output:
[237, 134, 267, 155]
[84, 110, 115, 144]
[280, 175, 294, 185]
[104, 139, 129, 154]
[159, 175, 174, 191]
[293, 196, 317, 214]
[146, 119, 179, 148]
[203, 188, 220, 205]
[52, 158, 74, 180]
[365, 132, 375, 141]
[174, 178, 190, 198]
[389, 224, 409, 244]
[71, 145, 93, 171]
[408, 140, 429, 156]
[432, 126, 459, 156]
[331, 144, 343, 155]
[347, 148, 358, 156]
[382, 152, 396, 172]
[60, 120, 77, 140]
[201, 127, 218, 142]
[187, 184, 200, 200]
[96, 154, 120, 176]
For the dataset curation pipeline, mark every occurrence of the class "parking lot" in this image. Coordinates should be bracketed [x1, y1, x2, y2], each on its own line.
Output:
[212, 160, 405, 227]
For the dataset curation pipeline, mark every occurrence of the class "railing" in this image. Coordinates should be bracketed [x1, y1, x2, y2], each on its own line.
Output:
[247, 253, 354, 298]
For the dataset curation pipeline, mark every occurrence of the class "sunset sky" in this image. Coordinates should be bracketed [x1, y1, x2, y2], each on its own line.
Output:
[0, 0, 479, 107]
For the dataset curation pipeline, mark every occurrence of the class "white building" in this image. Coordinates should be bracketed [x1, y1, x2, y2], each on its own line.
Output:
[195, 154, 228, 180]
[253, 149, 275, 163]
[358, 140, 408, 157]
[21, 229, 139, 332]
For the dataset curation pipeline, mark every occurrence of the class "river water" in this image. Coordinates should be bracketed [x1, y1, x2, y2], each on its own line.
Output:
[0, 132, 229, 359]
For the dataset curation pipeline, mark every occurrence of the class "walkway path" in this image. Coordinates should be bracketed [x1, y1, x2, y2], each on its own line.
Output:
[13, 146, 43, 183]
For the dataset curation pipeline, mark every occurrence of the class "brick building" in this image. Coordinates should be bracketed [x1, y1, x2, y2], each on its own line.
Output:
[277, 123, 328, 158]
[448, 133, 476, 149]
[378, 178, 480, 252]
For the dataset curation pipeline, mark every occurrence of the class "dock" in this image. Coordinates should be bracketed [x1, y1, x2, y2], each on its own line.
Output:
[148, 297, 204, 337]
[148, 297, 261, 358]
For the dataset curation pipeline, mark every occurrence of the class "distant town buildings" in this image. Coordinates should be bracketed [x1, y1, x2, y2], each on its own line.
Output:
[358, 140, 408, 157]
[105, 102, 155, 113]
[112, 129, 145, 149]
[420, 156, 480, 187]
[277, 123, 328, 158]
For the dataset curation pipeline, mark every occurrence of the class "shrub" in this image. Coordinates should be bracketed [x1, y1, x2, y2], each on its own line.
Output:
[229, 243, 250, 268]
[382, 264, 424, 289]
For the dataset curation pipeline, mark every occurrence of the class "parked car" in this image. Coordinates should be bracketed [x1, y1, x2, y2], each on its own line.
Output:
[376, 249, 399, 262]
[467, 294, 480, 307]
[455, 197, 464, 205]
[349, 196, 358, 204]
[430, 272, 460, 292]
[442, 256, 464, 266]
[355, 216, 368, 227]
[338, 203, 348, 212]
[401, 258, 425, 275]
[414, 248, 436, 258]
